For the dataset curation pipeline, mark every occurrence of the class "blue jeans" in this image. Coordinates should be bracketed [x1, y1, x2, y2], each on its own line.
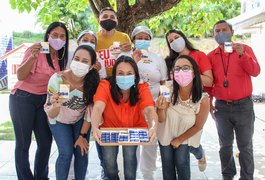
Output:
[49, 118, 91, 180]
[102, 146, 137, 180]
[190, 145, 203, 160]
[159, 143, 190, 180]
[214, 98, 255, 180]
[96, 141, 109, 179]
[9, 89, 52, 180]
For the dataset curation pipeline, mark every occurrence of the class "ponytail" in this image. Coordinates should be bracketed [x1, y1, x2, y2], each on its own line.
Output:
[83, 68, 100, 105]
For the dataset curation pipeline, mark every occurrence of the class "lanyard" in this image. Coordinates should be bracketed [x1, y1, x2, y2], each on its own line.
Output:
[220, 49, 231, 80]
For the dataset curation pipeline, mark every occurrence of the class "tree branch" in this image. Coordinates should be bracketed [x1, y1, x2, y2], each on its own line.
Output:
[131, 0, 181, 24]
[88, 0, 99, 18]
[117, 0, 129, 12]
[136, 0, 146, 4]
[88, 0, 112, 18]
[95, 0, 111, 10]
[117, 0, 130, 20]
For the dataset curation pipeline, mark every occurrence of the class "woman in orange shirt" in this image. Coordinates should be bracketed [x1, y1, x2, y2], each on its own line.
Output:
[91, 55, 158, 180]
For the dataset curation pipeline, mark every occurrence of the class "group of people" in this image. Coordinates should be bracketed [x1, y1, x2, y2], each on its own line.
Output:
[9, 6, 260, 180]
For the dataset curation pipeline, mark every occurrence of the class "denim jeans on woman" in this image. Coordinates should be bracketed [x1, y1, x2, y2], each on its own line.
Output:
[190, 144, 203, 160]
[95, 141, 109, 179]
[9, 89, 52, 180]
[159, 143, 190, 180]
[102, 145, 138, 180]
[48, 118, 90, 180]
[214, 98, 255, 180]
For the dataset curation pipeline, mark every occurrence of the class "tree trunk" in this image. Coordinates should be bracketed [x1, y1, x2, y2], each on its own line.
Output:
[88, 0, 182, 35]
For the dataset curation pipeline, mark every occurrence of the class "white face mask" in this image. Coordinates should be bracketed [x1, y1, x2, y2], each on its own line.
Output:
[170, 37, 186, 53]
[70, 60, 90, 77]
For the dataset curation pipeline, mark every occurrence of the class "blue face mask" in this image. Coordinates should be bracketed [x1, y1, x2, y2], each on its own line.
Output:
[135, 40, 151, 50]
[79, 42, 96, 50]
[215, 32, 232, 44]
[116, 75, 135, 90]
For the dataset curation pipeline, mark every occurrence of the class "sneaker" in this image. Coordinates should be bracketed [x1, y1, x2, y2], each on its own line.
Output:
[198, 150, 207, 172]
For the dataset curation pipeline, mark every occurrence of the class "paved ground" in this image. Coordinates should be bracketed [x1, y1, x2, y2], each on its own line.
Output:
[0, 93, 265, 179]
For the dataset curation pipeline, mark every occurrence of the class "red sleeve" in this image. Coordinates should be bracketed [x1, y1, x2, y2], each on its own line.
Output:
[195, 51, 212, 73]
[138, 83, 155, 110]
[93, 80, 110, 104]
[204, 51, 215, 97]
[238, 45, 260, 77]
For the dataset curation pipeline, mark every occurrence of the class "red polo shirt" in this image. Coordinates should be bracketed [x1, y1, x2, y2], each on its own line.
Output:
[207, 45, 260, 101]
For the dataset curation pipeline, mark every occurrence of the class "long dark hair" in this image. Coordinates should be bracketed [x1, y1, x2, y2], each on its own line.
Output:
[72, 45, 100, 105]
[108, 55, 140, 106]
[172, 55, 202, 105]
[44, 22, 69, 71]
[165, 29, 197, 77]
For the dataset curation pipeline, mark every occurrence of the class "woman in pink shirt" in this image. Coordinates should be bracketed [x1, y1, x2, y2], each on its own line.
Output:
[9, 22, 69, 180]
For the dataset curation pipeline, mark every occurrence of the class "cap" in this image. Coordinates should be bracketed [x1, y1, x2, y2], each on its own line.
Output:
[131, 26, 153, 40]
[77, 30, 98, 42]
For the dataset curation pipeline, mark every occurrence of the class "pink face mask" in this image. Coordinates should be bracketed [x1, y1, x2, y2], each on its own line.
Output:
[174, 70, 193, 87]
[48, 37, 66, 50]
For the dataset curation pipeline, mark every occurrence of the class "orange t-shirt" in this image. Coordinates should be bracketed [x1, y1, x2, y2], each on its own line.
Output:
[94, 80, 154, 128]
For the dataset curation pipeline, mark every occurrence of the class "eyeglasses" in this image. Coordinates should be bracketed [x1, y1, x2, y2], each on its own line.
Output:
[173, 65, 192, 72]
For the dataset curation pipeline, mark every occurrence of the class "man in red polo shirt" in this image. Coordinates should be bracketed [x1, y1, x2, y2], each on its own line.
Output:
[207, 20, 260, 180]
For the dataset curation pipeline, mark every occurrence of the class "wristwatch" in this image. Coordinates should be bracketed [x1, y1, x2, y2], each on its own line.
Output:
[79, 132, 87, 138]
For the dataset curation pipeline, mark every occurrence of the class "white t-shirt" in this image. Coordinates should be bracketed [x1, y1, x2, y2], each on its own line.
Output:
[67, 49, 106, 79]
[157, 93, 208, 147]
[137, 51, 168, 100]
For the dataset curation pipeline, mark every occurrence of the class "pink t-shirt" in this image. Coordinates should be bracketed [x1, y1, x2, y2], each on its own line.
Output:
[11, 45, 60, 95]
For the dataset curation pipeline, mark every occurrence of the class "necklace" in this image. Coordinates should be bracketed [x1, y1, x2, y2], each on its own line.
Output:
[58, 47, 65, 61]
[177, 95, 194, 109]
[178, 99, 194, 109]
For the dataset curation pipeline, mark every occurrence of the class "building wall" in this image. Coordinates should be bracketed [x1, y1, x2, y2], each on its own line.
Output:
[237, 0, 265, 94]
[0, 32, 13, 90]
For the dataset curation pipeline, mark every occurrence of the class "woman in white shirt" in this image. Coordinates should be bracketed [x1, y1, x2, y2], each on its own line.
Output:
[156, 54, 209, 180]
[67, 30, 107, 79]
[131, 25, 168, 180]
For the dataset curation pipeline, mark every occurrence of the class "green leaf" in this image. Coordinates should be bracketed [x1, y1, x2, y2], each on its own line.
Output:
[9, 0, 17, 9]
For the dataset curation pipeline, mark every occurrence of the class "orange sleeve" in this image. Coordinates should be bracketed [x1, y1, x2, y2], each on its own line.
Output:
[93, 80, 110, 104]
[138, 83, 155, 110]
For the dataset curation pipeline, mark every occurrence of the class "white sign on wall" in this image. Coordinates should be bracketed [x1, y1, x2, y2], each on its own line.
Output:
[7, 44, 32, 90]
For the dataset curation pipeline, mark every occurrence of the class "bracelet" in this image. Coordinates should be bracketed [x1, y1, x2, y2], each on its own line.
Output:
[79, 133, 87, 138]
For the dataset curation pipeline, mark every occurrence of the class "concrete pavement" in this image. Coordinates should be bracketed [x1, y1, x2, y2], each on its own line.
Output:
[0, 95, 265, 179]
